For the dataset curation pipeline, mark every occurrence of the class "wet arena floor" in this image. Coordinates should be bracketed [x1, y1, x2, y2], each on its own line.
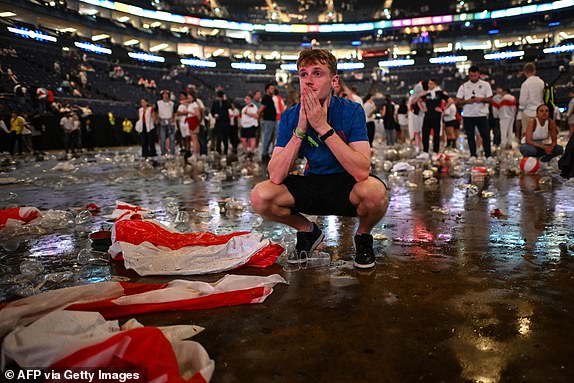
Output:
[0, 144, 573, 383]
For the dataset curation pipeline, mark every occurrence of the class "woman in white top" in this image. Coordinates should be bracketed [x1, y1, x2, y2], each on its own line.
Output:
[240, 94, 259, 158]
[186, 93, 200, 158]
[443, 97, 459, 149]
[519, 104, 563, 162]
[175, 91, 191, 155]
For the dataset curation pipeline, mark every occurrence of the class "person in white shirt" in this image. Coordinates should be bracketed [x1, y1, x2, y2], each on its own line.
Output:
[156, 90, 175, 156]
[135, 98, 157, 158]
[519, 104, 563, 162]
[240, 94, 259, 158]
[176, 91, 190, 155]
[409, 82, 426, 149]
[518, 62, 545, 139]
[362, 94, 377, 146]
[456, 66, 493, 157]
[494, 88, 517, 150]
[60, 112, 80, 155]
[185, 93, 201, 159]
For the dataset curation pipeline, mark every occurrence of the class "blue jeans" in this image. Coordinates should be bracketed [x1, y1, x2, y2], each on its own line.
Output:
[159, 120, 175, 155]
[519, 144, 563, 162]
[463, 116, 491, 157]
[260, 120, 276, 159]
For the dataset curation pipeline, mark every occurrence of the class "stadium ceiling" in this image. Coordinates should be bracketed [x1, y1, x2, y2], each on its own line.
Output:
[76, 0, 574, 34]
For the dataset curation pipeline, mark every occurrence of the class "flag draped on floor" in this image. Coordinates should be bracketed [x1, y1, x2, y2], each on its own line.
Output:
[110, 219, 283, 275]
[0, 201, 288, 382]
[2, 311, 214, 383]
[0, 275, 287, 382]
[0, 274, 287, 336]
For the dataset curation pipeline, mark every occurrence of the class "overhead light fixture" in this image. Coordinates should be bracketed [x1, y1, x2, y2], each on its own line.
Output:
[378, 59, 415, 67]
[91, 34, 109, 41]
[74, 41, 112, 55]
[79, 8, 98, 16]
[180, 58, 217, 68]
[543, 45, 574, 54]
[7, 26, 57, 42]
[150, 43, 169, 52]
[0, 12, 16, 17]
[231, 62, 267, 70]
[123, 39, 139, 46]
[59, 28, 77, 33]
[280, 63, 298, 71]
[128, 52, 165, 63]
[212, 48, 224, 57]
[117, 16, 130, 23]
[429, 55, 468, 64]
[150, 22, 161, 28]
[484, 51, 524, 60]
[337, 62, 365, 70]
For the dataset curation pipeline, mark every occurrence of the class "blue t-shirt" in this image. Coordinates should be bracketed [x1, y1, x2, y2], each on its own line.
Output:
[276, 96, 367, 175]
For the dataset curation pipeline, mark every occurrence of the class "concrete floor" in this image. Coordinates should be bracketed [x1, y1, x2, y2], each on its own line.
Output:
[0, 146, 573, 383]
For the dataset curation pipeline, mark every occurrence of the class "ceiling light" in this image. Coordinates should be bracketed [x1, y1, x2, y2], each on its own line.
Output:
[91, 34, 109, 41]
[118, 16, 130, 23]
[150, 43, 168, 52]
[0, 12, 16, 17]
[123, 39, 139, 46]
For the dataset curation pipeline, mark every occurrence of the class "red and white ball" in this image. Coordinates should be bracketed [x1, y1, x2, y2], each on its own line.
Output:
[520, 157, 540, 174]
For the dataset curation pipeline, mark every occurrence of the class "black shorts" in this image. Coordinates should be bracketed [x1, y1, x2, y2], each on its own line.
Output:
[241, 126, 257, 138]
[445, 120, 460, 129]
[283, 172, 387, 217]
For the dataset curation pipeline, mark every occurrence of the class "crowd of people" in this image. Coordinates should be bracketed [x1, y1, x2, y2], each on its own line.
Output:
[2, 49, 573, 170]
[131, 83, 286, 162]
[2, 48, 574, 270]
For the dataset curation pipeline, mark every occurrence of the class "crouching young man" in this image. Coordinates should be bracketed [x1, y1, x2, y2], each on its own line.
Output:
[250, 49, 389, 269]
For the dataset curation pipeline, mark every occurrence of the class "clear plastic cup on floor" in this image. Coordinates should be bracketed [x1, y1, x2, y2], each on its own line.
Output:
[283, 249, 306, 272]
[306, 251, 331, 268]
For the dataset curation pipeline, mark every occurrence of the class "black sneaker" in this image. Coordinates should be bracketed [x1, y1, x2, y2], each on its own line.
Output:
[353, 233, 376, 269]
[289, 223, 324, 264]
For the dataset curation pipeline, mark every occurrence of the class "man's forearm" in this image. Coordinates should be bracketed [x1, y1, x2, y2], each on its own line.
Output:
[268, 137, 303, 184]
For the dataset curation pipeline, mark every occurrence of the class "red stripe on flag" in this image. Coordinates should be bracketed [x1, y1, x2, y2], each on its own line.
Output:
[242, 243, 284, 268]
[68, 286, 272, 319]
[115, 220, 250, 249]
[49, 327, 197, 383]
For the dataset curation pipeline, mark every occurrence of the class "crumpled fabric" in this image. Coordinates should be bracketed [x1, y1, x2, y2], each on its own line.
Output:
[0, 274, 287, 335]
[0, 207, 41, 229]
[110, 219, 283, 275]
[2, 311, 214, 383]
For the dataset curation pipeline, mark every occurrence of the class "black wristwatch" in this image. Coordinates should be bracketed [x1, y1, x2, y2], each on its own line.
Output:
[319, 128, 335, 142]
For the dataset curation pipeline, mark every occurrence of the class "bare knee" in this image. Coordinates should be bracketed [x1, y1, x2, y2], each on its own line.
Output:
[250, 181, 276, 215]
[352, 178, 389, 213]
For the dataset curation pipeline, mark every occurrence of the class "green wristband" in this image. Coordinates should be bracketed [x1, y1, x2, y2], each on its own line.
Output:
[306, 136, 319, 148]
[294, 127, 306, 139]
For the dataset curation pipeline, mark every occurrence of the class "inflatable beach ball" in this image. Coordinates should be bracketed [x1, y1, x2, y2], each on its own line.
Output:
[520, 157, 540, 174]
